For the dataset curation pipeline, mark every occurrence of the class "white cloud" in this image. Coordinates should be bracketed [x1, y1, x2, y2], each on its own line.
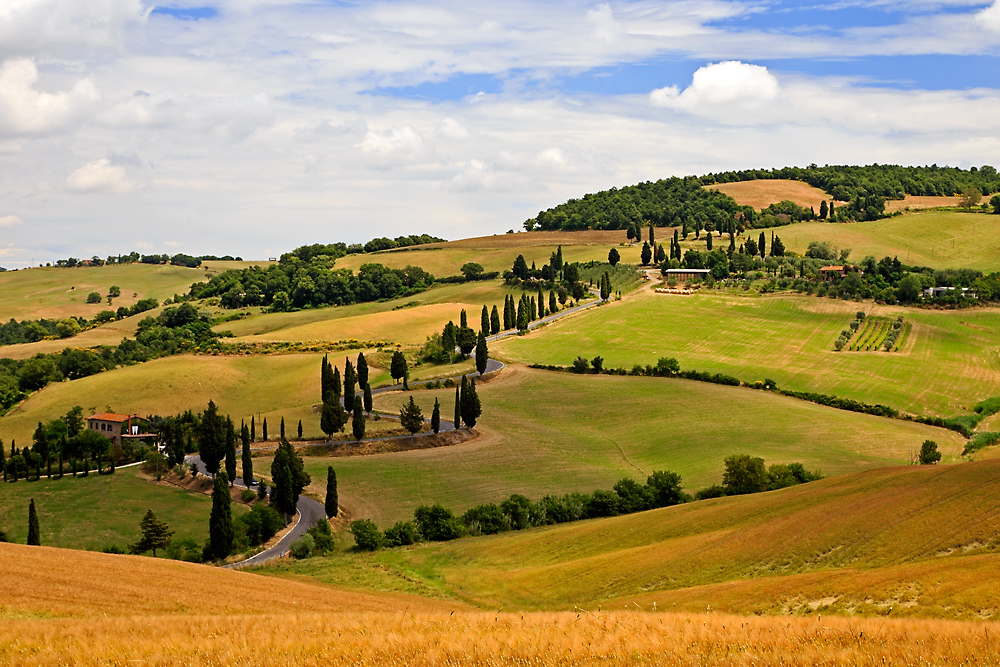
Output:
[0, 59, 99, 135]
[0, 215, 23, 227]
[66, 158, 139, 193]
[101, 89, 273, 142]
[651, 61, 779, 112]
[977, 1, 1000, 32]
[438, 117, 469, 139]
[587, 3, 627, 46]
[356, 125, 430, 166]
[0, 0, 146, 58]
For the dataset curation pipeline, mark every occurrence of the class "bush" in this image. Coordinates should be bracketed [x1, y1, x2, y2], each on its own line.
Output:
[583, 490, 620, 518]
[241, 489, 257, 503]
[694, 485, 727, 500]
[290, 533, 315, 559]
[613, 478, 653, 513]
[350, 519, 383, 551]
[383, 521, 421, 547]
[571, 357, 590, 373]
[461, 504, 510, 535]
[919, 440, 942, 465]
[86, 292, 102, 304]
[723, 454, 769, 495]
[307, 519, 335, 555]
[414, 504, 463, 541]
[646, 470, 684, 507]
[537, 494, 586, 524]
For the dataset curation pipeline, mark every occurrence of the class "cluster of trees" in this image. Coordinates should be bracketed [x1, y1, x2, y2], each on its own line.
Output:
[349, 469, 686, 550]
[190, 258, 434, 311]
[695, 454, 822, 499]
[282, 234, 445, 263]
[1, 296, 165, 348]
[319, 352, 376, 440]
[51, 253, 233, 268]
[505, 247, 588, 305]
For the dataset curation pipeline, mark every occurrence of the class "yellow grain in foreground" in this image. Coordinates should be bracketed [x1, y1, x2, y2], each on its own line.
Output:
[2, 611, 999, 666]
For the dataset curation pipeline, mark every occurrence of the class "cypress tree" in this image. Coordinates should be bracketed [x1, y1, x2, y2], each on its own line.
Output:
[363, 383, 373, 412]
[344, 359, 356, 400]
[706, 233, 713, 251]
[503, 296, 513, 330]
[549, 290, 557, 314]
[537, 286, 545, 317]
[431, 398, 441, 434]
[332, 366, 342, 402]
[555, 245, 563, 272]
[490, 305, 500, 335]
[352, 395, 365, 441]
[280, 417, 285, 439]
[251, 415, 256, 442]
[270, 447, 293, 521]
[461, 377, 482, 429]
[454, 385, 462, 429]
[758, 231, 766, 259]
[241, 422, 252, 486]
[320, 396, 346, 440]
[649, 224, 655, 246]
[209, 472, 233, 559]
[442, 321, 457, 357]
[530, 296, 537, 321]
[356, 352, 369, 388]
[475, 331, 489, 376]
[460, 309, 468, 329]
[641, 241, 652, 265]
[516, 299, 527, 331]
[225, 417, 237, 485]
[172, 421, 185, 466]
[325, 467, 338, 518]
[297, 420, 302, 439]
[27, 498, 40, 546]
[399, 396, 424, 438]
[481, 305, 490, 335]
[262, 418, 268, 442]
[321, 354, 335, 400]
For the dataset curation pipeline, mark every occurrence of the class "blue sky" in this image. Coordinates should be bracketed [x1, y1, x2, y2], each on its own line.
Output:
[1, 0, 999, 263]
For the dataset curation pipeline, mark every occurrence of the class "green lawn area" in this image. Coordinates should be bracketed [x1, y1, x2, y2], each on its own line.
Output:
[300, 367, 962, 527]
[0, 465, 228, 551]
[493, 289, 1000, 417]
[777, 210, 1000, 272]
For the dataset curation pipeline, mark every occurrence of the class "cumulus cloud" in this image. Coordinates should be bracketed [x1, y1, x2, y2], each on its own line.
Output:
[356, 125, 430, 166]
[0, 0, 146, 58]
[66, 158, 139, 193]
[0, 215, 23, 227]
[101, 89, 273, 142]
[651, 61, 779, 113]
[977, 1, 1000, 32]
[443, 159, 538, 193]
[0, 59, 99, 135]
[438, 118, 469, 140]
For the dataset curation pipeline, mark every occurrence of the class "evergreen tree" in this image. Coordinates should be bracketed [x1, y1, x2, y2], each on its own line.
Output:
[530, 296, 537, 321]
[554, 245, 564, 272]
[771, 235, 785, 257]
[460, 377, 482, 429]
[320, 396, 347, 440]
[729, 232, 736, 254]
[0, 441, 4, 482]
[224, 417, 237, 485]
[363, 383, 373, 412]
[608, 247, 620, 266]
[321, 354, 335, 400]
[481, 305, 490, 335]
[655, 243, 665, 263]
[460, 309, 468, 329]
[262, 418, 268, 442]
[209, 472, 234, 559]
[270, 438, 310, 520]
[641, 241, 652, 265]
[171, 421, 185, 466]
[250, 415, 256, 442]
[758, 231, 766, 259]
[475, 331, 489, 375]
[399, 396, 424, 437]
[819, 199, 829, 219]
[490, 305, 500, 335]
[297, 420, 303, 439]
[454, 385, 462, 429]
[199, 400, 226, 475]
[332, 366, 342, 402]
[352, 395, 365, 441]
[600, 272, 611, 300]
[390, 351, 408, 384]
[649, 224, 655, 246]
[706, 233, 713, 251]
[325, 466, 338, 518]
[431, 398, 441, 434]
[343, 359, 356, 400]
[503, 296, 513, 330]
[280, 417, 285, 439]
[241, 422, 252, 486]
[356, 352, 369, 388]
[549, 290, 558, 314]
[442, 321, 457, 358]
[131, 509, 174, 557]
[27, 498, 40, 546]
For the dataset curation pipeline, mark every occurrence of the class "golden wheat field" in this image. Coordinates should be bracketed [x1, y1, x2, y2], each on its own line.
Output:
[3, 609, 1000, 666]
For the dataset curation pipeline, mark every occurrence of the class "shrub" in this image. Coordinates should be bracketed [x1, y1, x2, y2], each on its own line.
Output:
[571, 357, 590, 374]
[290, 533, 315, 559]
[86, 291, 102, 304]
[383, 521, 421, 547]
[919, 440, 942, 465]
[241, 489, 257, 503]
[350, 519, 383, 551]
[613, 478, 653, 514]
[461, 504, 510, 535]
[414, 504, 463, 541]
[583, 490, 620, 518]
[307, 519, 335, 555]
[537, 494, 587, 524]
[694, 485, 727, 500]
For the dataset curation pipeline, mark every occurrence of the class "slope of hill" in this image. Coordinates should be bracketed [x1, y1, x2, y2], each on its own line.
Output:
[276, 459, 1000, 618]
[705, 179, 833, 211]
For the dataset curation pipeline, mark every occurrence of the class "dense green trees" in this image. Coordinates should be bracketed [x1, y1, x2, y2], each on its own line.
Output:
[270, 438, 310, 520]
[919, 440, 942, 464]
[390, 351, 408, 385]
[208, 472, 234, 559]
[608, 247, 620, 266]
[320, 396, 346, 440]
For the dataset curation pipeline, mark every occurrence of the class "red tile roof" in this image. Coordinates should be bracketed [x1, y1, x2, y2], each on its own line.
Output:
[819, 265, 845, 272]
[89, 413, 133, 423]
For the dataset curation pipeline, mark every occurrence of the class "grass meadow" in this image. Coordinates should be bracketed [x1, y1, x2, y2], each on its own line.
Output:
[494, 289, 1000, 417]
[0, 466, 227, 551]
[778, 210, 1000, 272]
[300, 367, 961, 526]
[278, 458, 1000, 617]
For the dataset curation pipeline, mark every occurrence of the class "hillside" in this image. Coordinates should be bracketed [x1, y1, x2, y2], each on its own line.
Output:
[275, 459, 1000, 618]
[705, 179, 833, 211]
[301, 367, 962, 526]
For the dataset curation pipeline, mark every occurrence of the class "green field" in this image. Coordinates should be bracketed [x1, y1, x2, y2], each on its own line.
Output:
[0, 466, 227, 551]
[494, 289, 1000, 417]
[299, 368, 961, 527]
[778, 210, 1000, 272]
[0, 264, 212, 321]
[272, 458, 1000, 617]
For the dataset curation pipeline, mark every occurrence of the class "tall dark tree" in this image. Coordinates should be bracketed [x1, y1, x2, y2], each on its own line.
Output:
[457, 326, 476, 356]
[241, 422, 252, 486]
[32, 422, 47, 464]
[343, 359, 356, 402]
[297, 420, 303, 439]
[641, 241, 652, 266]
[262, 418, 268, 442]
[209, 472, 234, 559]
[608, 247, 620, 267]
[250, 415, 256, 442]
[199, 400, 226, 475]
[352, 395, 366, 441]
[431, 398, 441, 434]
[460, 376, 482, 429]
[442, 321, 457, 357]
[515, 299, 527, 331]
[512, 254, 529, 280]
[529, 296, 537, 321]
[171, 421, 185, 467]
[549, 290, 557, 314]
[224, 417, 237, 486]
[475, 331, 489, 376]
[320, 396, 347, 440]
[270, 438, 310, 520]
[481, 305, 490, 335]
[454, 385, 462, 429]
[363, 383, 373, 412]
[706, 233, 713, 251]
[131, 509, 174, 557]
[459, 309, 468, 329]
[325, 466, 338, 518]
[321, 354, 335, 400]
[332, 366, 342, 402]
[490, 305, 500, 335]
[280, 417, 285, 439]
[555, 245, 563, 272]
[399, 396, 424, 438]
[390, 351, 408, 384]
[537, 286, 545, 317]
[819, 199, 829, 219]
[758, 231, 766, 259]
[356, 352, 369, 388]
[27, 498, 40, 545]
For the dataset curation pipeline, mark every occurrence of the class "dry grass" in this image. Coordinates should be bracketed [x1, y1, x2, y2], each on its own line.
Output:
[1, 609, 999, 666]
[705, 180, 835, 211]
[884, 195, 967, 212]
[428, 229, 629, 248]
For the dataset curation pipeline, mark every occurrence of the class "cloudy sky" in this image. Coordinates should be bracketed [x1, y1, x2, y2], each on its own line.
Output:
[1, 0, 999, 264]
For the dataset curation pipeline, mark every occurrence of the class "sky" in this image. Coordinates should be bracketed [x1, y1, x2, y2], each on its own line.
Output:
[1, 0, 999, 265]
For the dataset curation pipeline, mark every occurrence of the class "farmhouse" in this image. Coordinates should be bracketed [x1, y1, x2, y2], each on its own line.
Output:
[923, 286, 977, 299]
[663, 268, 711, 282]
[818, 265, 846, 281]
[87, 413, 151, 445]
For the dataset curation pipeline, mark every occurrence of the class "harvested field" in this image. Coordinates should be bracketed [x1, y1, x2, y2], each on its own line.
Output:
[705, 179, 834, 210]
[884, 195, 967, 212]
